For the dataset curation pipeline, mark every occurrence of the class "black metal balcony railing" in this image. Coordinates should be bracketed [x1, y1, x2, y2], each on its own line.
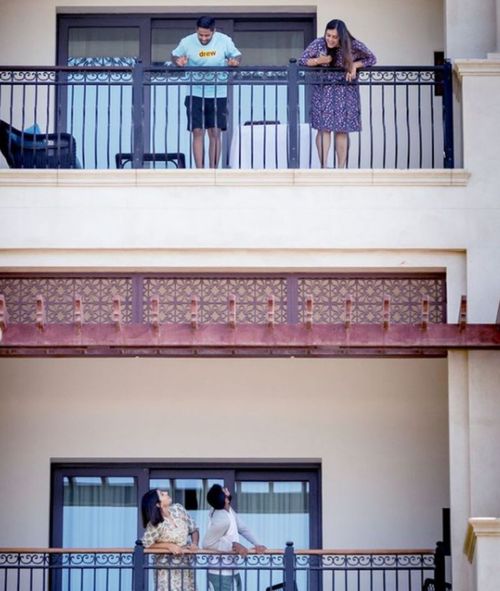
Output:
[0, 542, 448, 591]
[0, 61, 454, 170]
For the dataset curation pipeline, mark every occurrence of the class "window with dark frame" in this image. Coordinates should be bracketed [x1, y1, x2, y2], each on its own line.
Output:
[57, 13, 316, 67]
[51, 462, 322, 550]
[55, 13, 316, 169]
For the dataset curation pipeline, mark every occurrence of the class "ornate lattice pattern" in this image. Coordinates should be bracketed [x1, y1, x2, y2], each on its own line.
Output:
[0, 277, 133, 324]
[143, 277, 288, 324]
[0, 274, 446, 325]
[298, 276, 446, 323]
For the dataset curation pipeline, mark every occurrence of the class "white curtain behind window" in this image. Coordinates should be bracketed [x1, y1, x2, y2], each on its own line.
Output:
[63, 476, 137, 547]
[235, 480, 310, 549]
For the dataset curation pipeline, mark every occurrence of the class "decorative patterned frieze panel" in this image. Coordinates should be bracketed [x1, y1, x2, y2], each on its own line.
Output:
[0, 277, 133, 324]
[298, 276, 446, 324]
[0, 274, 446, 326]
[143, 277, 288, 324]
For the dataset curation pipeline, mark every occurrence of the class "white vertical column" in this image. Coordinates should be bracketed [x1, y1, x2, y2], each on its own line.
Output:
[496, 0, 500, 53]
[454, 59, 500, 176]
[468, 352, 500, 517]
[490, 0, 500, 56]
[448, 351, 473, 591]
[448, 351, 500, 591]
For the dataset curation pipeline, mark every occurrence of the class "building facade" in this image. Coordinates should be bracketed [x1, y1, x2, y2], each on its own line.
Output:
[1, 1, 499, 590]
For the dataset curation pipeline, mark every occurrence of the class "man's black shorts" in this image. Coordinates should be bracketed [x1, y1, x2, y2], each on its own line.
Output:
[184, 96, 228, 131]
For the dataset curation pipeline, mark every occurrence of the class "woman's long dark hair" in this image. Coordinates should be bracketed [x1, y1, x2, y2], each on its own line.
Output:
[324, 19, 354, 71]
[141, 489, 164, 528]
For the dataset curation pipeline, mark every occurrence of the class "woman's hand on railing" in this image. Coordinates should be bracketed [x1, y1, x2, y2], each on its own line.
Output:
[150, 542, 185, 555]
[346, 60, 365, 82]
[183, 543, 199, 552]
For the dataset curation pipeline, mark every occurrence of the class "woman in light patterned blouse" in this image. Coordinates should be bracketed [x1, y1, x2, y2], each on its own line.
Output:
[141, 489, 199, 591]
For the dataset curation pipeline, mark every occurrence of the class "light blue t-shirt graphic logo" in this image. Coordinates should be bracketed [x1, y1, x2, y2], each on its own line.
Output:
[172, 31, 241, 98]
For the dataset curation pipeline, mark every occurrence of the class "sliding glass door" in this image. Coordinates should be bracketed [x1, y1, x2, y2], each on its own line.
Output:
[51, 463, 321, 550]
[57, 13, 315, 168]
[235, 476, 311, 549]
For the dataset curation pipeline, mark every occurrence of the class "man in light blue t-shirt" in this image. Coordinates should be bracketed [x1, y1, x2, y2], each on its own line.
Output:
[172, 16, 241, 168]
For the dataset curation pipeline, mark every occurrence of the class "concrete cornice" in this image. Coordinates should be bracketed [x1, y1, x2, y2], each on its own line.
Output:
[454, 59, 500, 79]
[464, 518, 500, 563]
[0, 168, 471, 188]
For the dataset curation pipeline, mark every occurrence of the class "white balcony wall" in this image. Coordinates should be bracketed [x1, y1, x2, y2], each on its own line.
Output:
[0, 168, 498, 324]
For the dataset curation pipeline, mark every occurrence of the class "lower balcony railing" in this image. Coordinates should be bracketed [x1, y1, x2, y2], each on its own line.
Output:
[0, 542, 447, 591]
[0, 62, 454, 170]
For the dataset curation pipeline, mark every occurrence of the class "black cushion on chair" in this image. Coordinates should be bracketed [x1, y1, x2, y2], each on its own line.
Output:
[0, 120, 79, 169]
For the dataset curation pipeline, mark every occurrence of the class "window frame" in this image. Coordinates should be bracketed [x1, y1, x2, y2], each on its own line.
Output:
[56, 12, 316, 165]
[57, 13, 316, 67]
[50, 461, 322, 549]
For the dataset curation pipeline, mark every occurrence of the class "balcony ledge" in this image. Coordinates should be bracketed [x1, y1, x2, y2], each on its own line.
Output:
[454, 58, 500, 79]
[464, 517, 500, 563]
[0, 168, 470, 188]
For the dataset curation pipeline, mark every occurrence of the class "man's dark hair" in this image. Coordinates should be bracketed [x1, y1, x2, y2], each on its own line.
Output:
[207, 484, 226, 510]
[197, 16, 216, 30]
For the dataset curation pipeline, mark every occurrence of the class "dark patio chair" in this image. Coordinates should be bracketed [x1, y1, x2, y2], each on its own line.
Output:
[0, 120, 79, 169]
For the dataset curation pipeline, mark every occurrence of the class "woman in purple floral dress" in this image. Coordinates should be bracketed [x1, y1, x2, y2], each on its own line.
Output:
[299, 20, 376, 168]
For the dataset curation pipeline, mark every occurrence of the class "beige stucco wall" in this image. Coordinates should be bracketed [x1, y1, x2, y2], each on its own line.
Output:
[0, 5, 499, 588]
[0, 356, 449, 549]
[1, 170, 495, 321]
[0, 0, 443, 66]
[445, 0, 498, 58]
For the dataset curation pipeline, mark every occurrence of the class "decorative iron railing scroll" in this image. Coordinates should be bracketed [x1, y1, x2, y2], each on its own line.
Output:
[0, 545, 439, 591]
[0, 61, 453, 169]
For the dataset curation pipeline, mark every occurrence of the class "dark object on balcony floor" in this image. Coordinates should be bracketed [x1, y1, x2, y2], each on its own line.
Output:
[0, 120, 79, 169]
[244, 120, 281, 125]
[265, 583, 298, 591]
[423, 579, 452, 591]
[115, 152, 186, 169]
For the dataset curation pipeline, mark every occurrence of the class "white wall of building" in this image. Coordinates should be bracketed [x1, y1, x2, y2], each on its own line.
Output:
[0, 0, 443, 66]
[0, 356, 449, 549]
[0, 2, 499, 589]
[445, 0, 498, 59]
[1, 169, 496, 322]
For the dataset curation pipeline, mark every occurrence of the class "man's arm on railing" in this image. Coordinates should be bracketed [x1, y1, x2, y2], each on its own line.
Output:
[235, 512, 267, 553]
